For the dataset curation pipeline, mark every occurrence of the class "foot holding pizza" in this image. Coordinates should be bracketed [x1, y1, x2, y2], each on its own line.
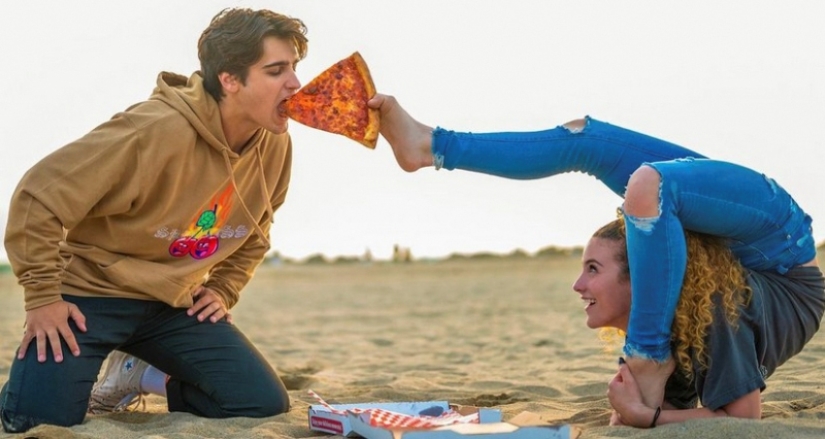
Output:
[366, 95, 433, 172]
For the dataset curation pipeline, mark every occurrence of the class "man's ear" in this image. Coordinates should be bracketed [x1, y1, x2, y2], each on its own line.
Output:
[218, 72, 240, 94]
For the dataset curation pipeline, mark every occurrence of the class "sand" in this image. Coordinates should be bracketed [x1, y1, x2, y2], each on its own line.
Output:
[2, 253, 825, 439]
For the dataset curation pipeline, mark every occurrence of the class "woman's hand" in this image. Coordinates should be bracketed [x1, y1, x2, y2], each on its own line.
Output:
[188, 286, 233, 324]
[622, 355, 674, 409]
[609, 410, 628, 426]
[607, 362, 659, 427]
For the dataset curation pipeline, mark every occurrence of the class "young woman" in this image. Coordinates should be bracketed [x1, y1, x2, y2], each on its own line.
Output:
[575, 217, 824, 426]
[368, 93, 821, 412]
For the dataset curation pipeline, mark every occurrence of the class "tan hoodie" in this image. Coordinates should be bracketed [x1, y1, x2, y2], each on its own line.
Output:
[5, 72, 292, 310]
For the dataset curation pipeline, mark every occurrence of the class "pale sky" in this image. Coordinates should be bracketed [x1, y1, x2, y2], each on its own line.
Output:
[1, 1, 823, 262]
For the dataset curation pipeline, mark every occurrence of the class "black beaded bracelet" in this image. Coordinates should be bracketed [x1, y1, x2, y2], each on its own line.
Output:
[649, 406, 662, 428]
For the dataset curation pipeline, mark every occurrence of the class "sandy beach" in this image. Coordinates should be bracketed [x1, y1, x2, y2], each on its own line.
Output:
[2, 252, 825, 439]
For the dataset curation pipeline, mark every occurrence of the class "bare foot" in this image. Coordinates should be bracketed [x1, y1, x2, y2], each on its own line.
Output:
[367, 94, 434, 172]
[623, 356, 675, 409]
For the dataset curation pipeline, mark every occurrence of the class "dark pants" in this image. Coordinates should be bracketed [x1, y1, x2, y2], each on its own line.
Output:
[1, 295, 290, 433]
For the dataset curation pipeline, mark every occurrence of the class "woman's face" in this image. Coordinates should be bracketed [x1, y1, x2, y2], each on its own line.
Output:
[572, 237, 631, 330]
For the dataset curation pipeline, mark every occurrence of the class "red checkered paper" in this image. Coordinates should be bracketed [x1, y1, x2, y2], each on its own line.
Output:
[308, 390, 480, 430]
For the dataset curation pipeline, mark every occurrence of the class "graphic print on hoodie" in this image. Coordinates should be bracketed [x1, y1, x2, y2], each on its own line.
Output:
[156, 185, 244, 260]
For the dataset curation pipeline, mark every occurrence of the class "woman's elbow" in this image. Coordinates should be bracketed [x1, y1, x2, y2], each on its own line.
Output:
[718, 391, 763, 420]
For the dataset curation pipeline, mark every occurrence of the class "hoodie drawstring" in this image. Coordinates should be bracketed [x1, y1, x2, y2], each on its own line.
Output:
[221, 148, 272, 250]
[256, 147, 274, 222]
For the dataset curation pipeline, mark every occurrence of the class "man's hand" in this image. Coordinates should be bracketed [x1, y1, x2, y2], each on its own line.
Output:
[20, 300, 87, 363]
[188, 286, 232, 324]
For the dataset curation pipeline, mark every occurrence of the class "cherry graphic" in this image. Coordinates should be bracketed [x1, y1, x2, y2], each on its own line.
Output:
[169, 236, 198, 257]
[191, 235, 219, 259]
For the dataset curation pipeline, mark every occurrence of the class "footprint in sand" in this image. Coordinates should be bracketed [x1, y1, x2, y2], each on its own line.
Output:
[278, 363, 324, 391]
[458, 393, 527, 407]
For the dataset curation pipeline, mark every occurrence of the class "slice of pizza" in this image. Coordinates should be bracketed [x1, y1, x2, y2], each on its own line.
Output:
[284, 51, 380, 149]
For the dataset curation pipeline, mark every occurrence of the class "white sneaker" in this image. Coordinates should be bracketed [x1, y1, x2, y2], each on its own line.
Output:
[88, 351, 148, 414]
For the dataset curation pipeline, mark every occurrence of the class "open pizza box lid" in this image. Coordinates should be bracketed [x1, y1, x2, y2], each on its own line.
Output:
[349, 409, 580, 439]
[346, 406, 579, 439]
[309, 401, 471, 437]
[306, 390, 579, 439]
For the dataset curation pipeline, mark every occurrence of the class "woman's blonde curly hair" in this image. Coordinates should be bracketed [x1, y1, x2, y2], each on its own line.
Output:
[593, 217, 751, 379]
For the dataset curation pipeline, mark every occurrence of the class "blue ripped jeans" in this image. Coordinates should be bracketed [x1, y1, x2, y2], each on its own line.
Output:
[432, 117, 816, 361]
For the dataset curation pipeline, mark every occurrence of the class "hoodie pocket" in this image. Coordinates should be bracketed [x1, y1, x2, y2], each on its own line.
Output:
[98, 256, 204, 307]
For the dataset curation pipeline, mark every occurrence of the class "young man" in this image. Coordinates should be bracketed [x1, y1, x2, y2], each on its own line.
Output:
[1, 8, 307, 432]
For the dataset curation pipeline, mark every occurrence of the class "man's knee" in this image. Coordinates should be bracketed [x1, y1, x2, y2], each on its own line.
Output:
[1, 369, 87, 432]
[1, 404, 85, 432]
[179, 374, 290, 418]
[624, 165, 661, 217]
[245, 376, 290, 417]
[256, 391, 290, 417]
[216, 387, 289, 418]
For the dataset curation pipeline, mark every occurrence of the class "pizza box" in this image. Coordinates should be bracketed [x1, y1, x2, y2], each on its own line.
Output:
[348, 410, 578, 439]
[307, 401, 501, 437]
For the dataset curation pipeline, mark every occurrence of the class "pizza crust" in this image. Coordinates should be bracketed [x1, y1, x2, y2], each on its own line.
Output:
[350, 52, 380, 149]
